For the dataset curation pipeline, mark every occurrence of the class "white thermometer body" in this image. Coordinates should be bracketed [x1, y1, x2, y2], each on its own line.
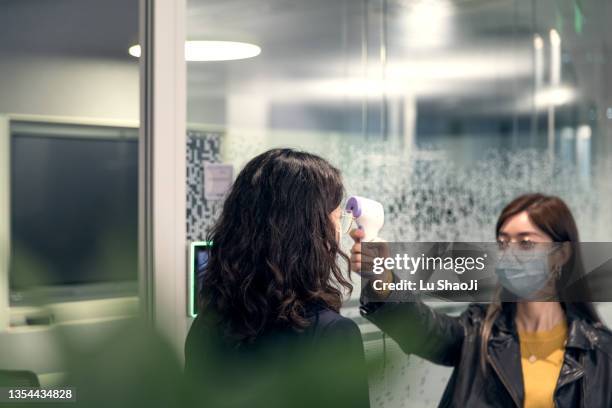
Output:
[345, 196, 384, 242]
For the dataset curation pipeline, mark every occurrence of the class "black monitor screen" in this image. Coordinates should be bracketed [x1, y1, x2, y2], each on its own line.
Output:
[10, 129, 138, 296]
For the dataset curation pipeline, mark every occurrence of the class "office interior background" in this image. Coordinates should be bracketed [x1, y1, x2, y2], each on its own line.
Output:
[1, 0, 611, 406]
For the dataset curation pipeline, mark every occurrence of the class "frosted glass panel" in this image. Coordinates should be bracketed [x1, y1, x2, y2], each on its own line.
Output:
[186, 0, 612, 406]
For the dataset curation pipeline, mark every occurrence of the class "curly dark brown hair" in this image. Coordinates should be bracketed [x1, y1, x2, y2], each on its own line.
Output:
[199, 148, 352, 344]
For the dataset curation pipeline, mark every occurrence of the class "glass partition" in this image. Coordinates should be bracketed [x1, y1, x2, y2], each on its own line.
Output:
[0, 0, 140, 382]
[186, 0, 612, 406]
[186, 0, 611, 242]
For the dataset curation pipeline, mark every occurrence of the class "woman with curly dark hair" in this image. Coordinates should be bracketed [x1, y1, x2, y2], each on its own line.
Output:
[184, 148, 370, 408]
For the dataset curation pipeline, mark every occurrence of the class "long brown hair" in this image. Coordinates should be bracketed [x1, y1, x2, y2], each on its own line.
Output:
[200, 148, 352, 344]
[480, 193, 600, 371]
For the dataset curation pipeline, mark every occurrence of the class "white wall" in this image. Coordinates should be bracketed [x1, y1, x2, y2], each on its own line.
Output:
[0, 52, 139, 121]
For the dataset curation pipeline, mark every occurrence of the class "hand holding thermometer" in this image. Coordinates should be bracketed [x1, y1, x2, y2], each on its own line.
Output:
[345, 196, 385, 242]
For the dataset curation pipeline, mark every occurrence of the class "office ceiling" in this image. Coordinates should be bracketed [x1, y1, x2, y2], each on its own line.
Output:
[1, 0, 601, 62]
[1, 0, 609, 122]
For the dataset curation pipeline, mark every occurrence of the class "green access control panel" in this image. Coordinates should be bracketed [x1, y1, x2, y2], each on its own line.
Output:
[188, 241, 212, 318]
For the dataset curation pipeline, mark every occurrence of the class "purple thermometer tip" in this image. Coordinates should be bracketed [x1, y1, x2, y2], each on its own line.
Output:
[345, 196, 362, 218]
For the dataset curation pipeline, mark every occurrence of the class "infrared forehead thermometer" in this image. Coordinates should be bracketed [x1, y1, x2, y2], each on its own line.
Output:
[345, 196, 384, 242]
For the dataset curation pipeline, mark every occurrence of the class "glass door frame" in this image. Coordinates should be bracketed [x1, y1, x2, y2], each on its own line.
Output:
[139, 0, 189, 357]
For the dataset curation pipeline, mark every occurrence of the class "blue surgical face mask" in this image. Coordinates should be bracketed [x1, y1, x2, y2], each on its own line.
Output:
[495, 249, 552, 299]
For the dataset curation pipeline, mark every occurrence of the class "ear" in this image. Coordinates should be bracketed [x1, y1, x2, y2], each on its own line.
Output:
[551, 242, 572, 271]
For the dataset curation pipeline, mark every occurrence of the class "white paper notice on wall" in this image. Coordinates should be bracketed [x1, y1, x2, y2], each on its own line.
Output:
[204, 163, 234, 200]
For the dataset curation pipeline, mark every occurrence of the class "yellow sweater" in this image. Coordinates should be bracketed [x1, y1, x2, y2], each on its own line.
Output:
[518, 320, 568, 408]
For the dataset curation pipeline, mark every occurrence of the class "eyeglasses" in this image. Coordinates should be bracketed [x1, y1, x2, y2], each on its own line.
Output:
[339, 210, 356, 234]
[496, 241, 561, 263]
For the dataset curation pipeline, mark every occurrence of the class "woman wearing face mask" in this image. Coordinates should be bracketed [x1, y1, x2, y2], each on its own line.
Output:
[351, 193, 612, 407]
[185, 148, 370, 408]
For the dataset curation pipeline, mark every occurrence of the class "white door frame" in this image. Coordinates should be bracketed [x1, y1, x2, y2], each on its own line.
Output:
[139, 0, 188, 358]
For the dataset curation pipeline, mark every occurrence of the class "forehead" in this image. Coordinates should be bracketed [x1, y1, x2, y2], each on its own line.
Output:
[498, 211, 548, 238]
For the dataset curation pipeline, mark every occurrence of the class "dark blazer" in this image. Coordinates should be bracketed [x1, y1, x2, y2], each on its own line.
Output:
[361, 301, 612, 408]
[185, 303, 370, 408]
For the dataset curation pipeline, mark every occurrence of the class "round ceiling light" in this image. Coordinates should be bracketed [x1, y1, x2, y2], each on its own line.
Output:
[128, 41, 261, 61]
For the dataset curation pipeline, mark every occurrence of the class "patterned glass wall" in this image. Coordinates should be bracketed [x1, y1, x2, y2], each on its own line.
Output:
[186, 130, 612, 407]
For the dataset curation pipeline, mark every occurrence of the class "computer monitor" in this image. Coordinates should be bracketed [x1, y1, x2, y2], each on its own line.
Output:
[8, 120, 139, 305]
[188, 241, 212, 318]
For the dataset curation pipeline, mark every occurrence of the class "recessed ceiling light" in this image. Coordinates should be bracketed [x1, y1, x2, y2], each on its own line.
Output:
[128, 41, 261, 61]
[128, 45, 142, 58]
[549, 29, 561, 47]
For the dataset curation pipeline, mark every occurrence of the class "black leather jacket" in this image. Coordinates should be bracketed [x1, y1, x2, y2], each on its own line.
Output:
[360, 301, 612, 407]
